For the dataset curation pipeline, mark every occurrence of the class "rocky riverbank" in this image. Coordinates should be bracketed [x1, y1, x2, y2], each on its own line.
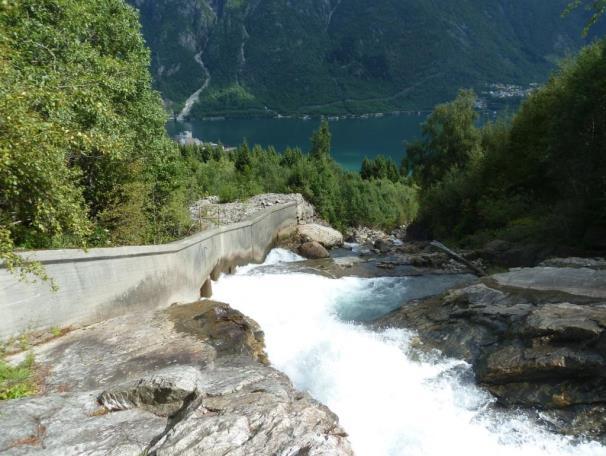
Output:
[0, 301, 352, 455]
[375, 261, 606, 442]
[5, 191, 604, 453]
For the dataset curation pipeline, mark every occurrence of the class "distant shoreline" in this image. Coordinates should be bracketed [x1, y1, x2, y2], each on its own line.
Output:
[169, 109, 434, 124]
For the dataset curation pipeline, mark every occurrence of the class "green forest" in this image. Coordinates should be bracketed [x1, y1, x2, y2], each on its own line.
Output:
[1, 0, 605, 283]
[130, 0, 601, 117]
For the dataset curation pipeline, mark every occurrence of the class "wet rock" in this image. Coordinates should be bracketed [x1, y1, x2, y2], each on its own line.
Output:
[545, 405, 606, 439]
[486, 378, 606, 409]
[374, 239, 391, 253]
[477, 346, 605, 384]
[200, 278, 213, 298]
[298, 241, 330, 259]
[168, 301, 268, 364]
[298, 224, 343, 248]
[374, 261, 606, 439]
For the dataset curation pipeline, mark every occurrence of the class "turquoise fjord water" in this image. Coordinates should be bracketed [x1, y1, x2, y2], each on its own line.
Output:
[167, 114, 428, 171]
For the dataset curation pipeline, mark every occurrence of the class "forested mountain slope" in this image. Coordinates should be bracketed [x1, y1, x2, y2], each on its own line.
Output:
[128, 0, 601, 118]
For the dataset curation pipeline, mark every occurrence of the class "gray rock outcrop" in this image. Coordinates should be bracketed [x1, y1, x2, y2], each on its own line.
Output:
[0, 301, 352, 455]
[375, 262, 606, 441]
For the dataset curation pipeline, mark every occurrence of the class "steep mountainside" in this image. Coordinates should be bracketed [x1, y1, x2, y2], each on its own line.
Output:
[128, 0, 601, 118]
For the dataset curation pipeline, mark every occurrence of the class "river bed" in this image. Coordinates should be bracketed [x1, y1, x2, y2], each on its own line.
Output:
[212, 249, 605, 456]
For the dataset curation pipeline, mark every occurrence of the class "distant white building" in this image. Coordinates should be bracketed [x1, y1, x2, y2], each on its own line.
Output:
[174, 130, 236, 152]
[175, 130, 203, 146]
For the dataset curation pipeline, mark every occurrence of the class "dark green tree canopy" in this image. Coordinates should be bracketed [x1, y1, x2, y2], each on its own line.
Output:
[413, 40, 606, 247]
[361, 156, 400, 183]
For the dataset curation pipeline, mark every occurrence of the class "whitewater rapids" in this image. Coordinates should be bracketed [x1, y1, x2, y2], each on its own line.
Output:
[212, 249, 605, 456]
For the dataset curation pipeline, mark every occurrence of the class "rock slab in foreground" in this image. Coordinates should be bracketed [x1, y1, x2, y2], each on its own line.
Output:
[0, 301, 352, 455]
[375, 263, 606, 441]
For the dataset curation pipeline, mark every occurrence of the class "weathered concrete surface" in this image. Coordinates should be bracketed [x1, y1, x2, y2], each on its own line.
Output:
[0, 301, 352, 455]
[0, 203, 297, 339]
[375, 262, 606, 441]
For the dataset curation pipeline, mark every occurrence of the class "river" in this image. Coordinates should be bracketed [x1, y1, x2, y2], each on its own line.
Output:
[167, 114, 429, 171]
[212, 249, 605, 456]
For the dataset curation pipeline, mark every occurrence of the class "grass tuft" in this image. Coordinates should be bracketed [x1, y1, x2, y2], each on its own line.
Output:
[0, 353, 37, 400]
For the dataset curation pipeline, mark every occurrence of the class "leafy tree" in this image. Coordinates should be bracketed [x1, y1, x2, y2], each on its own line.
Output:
[402, 90, 481, 187]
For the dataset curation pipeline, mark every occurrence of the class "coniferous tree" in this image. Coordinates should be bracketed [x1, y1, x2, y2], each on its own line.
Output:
[235, 141, 252, 172]
[310, 119, 331, 160]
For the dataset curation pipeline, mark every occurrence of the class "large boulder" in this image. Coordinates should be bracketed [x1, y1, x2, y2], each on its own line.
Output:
[298, 224, 343, 248]
[298, 241, 330, 259]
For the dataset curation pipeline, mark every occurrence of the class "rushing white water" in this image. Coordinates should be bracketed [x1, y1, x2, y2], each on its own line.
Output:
[212, 249, 605, 456]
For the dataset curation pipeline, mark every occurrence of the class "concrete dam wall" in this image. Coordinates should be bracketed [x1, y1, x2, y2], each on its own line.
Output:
[0, 203, 297, 339]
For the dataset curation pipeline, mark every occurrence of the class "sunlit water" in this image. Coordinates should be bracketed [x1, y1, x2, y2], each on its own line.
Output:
[212, 249, 605, 456]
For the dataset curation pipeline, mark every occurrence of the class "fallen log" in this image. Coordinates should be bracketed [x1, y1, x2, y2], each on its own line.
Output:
[430, 240, 487, 277]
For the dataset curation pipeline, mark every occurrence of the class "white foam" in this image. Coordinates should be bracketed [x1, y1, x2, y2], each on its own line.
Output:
[236, 248, 304, 274]
[212, 250, 605, 456]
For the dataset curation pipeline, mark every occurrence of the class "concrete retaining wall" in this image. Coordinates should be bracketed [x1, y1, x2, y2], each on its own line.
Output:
[0, 203, 297, 339]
